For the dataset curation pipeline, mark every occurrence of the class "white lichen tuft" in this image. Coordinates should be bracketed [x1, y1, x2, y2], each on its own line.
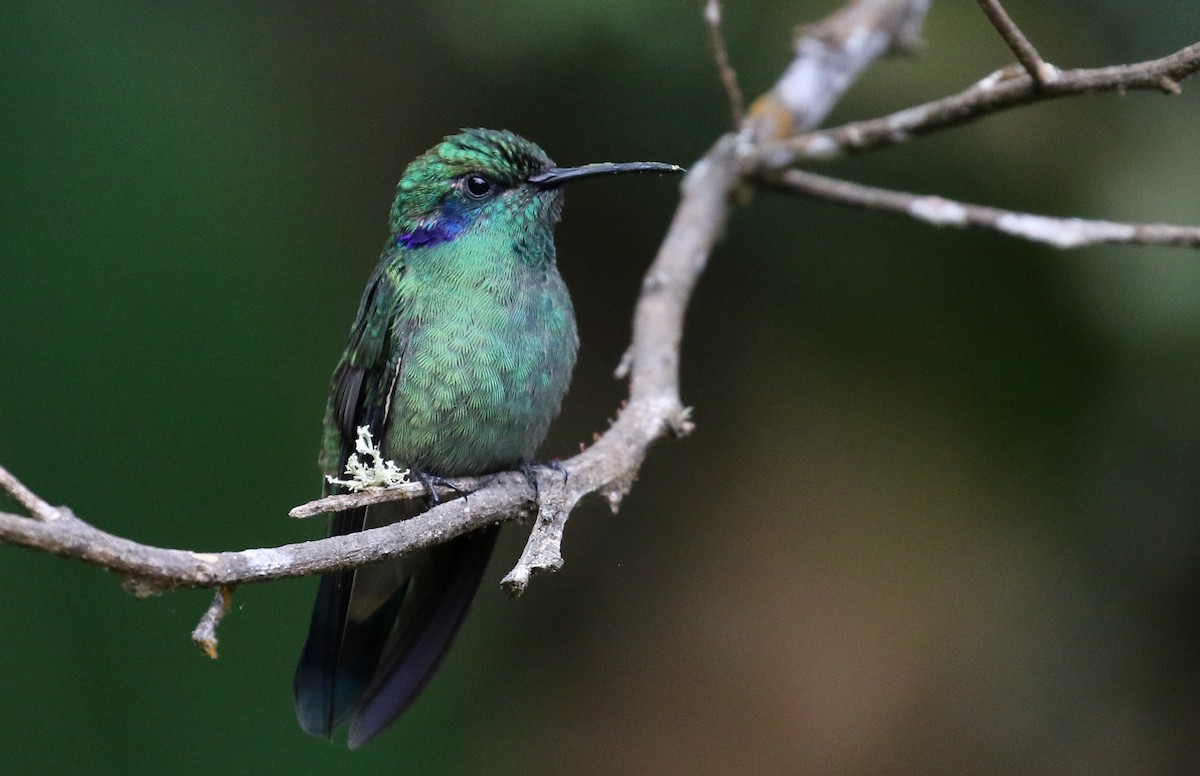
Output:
[326, 426, 410, 492]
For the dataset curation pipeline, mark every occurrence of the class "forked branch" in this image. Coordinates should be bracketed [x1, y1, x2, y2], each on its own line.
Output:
[760, 41, 1200, 167]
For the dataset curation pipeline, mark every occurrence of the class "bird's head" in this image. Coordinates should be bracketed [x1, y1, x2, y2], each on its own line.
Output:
[388, 128, 681, 251]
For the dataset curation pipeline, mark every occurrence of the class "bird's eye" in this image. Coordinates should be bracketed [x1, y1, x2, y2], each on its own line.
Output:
[464, 174, 493, 199]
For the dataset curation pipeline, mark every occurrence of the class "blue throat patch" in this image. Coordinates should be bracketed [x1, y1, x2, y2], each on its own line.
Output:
[396, 207, 468, 249]
[396, 223, 455, 248]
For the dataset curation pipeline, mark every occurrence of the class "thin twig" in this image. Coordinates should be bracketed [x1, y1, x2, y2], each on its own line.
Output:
[192, 585, 236, 659]
[976, 0, 1057, 84]
[500, 470, 571, 596]
[760, 41, 1200, 168]
[0, 463, 60, 521]
[289, 479, 466, 519]
[705, 0, 745, 129]
[762, 169, 1200, 249]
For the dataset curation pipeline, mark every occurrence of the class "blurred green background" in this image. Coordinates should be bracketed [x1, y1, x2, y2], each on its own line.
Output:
[2, 1, 1198, 773]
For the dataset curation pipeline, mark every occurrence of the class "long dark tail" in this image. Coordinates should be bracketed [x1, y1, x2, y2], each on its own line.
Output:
[293, 504, 499, 747]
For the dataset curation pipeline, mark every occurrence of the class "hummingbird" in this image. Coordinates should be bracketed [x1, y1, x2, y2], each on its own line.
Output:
[293, 128, 681, 748]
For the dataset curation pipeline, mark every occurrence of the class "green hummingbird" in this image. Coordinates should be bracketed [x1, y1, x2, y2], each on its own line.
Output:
[294, 128, 681, 748]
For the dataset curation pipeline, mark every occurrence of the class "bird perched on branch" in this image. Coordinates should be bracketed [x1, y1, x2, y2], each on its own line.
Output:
[294, 128, 681, 747]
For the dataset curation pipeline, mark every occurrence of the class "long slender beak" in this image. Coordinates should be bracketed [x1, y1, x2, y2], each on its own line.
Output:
[528, 161, 685, 188]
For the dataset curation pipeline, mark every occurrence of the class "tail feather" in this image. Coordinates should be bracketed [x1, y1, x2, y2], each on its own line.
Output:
[294, 500, 416, 738]
[293, 503, 499, 746]
[348, 524, 500, 748]
[294, 562, 410, 737]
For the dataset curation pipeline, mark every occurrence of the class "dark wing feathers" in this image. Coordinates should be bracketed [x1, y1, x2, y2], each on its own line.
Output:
[295, 260, 404, 738]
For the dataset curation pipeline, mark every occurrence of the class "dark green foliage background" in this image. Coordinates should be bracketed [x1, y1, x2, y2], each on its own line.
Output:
[2, 2, 1198, 773]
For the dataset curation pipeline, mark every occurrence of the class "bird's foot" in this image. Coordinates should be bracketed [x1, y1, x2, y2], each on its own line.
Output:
[414, 470, 468, 505]
[518, 459, 569, 500]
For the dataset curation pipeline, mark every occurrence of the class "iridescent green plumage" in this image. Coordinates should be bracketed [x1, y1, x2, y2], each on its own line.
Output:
[294, 129, 680, 747]
[338, 130, 578, 478]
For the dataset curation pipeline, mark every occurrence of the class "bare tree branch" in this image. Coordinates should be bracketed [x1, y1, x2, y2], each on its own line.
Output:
[0, 470, 539, 591]
[3, 0, 1196, 655]
[761, 168, 1200, 249]
[762, 41, 1200, 167]
[705, 0, 745, 129]
[975, 0, 1056, 85]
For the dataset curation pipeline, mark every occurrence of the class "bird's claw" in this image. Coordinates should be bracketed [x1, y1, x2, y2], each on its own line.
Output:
[519, 459, 569, 501]
[414, 470, 468, 505]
